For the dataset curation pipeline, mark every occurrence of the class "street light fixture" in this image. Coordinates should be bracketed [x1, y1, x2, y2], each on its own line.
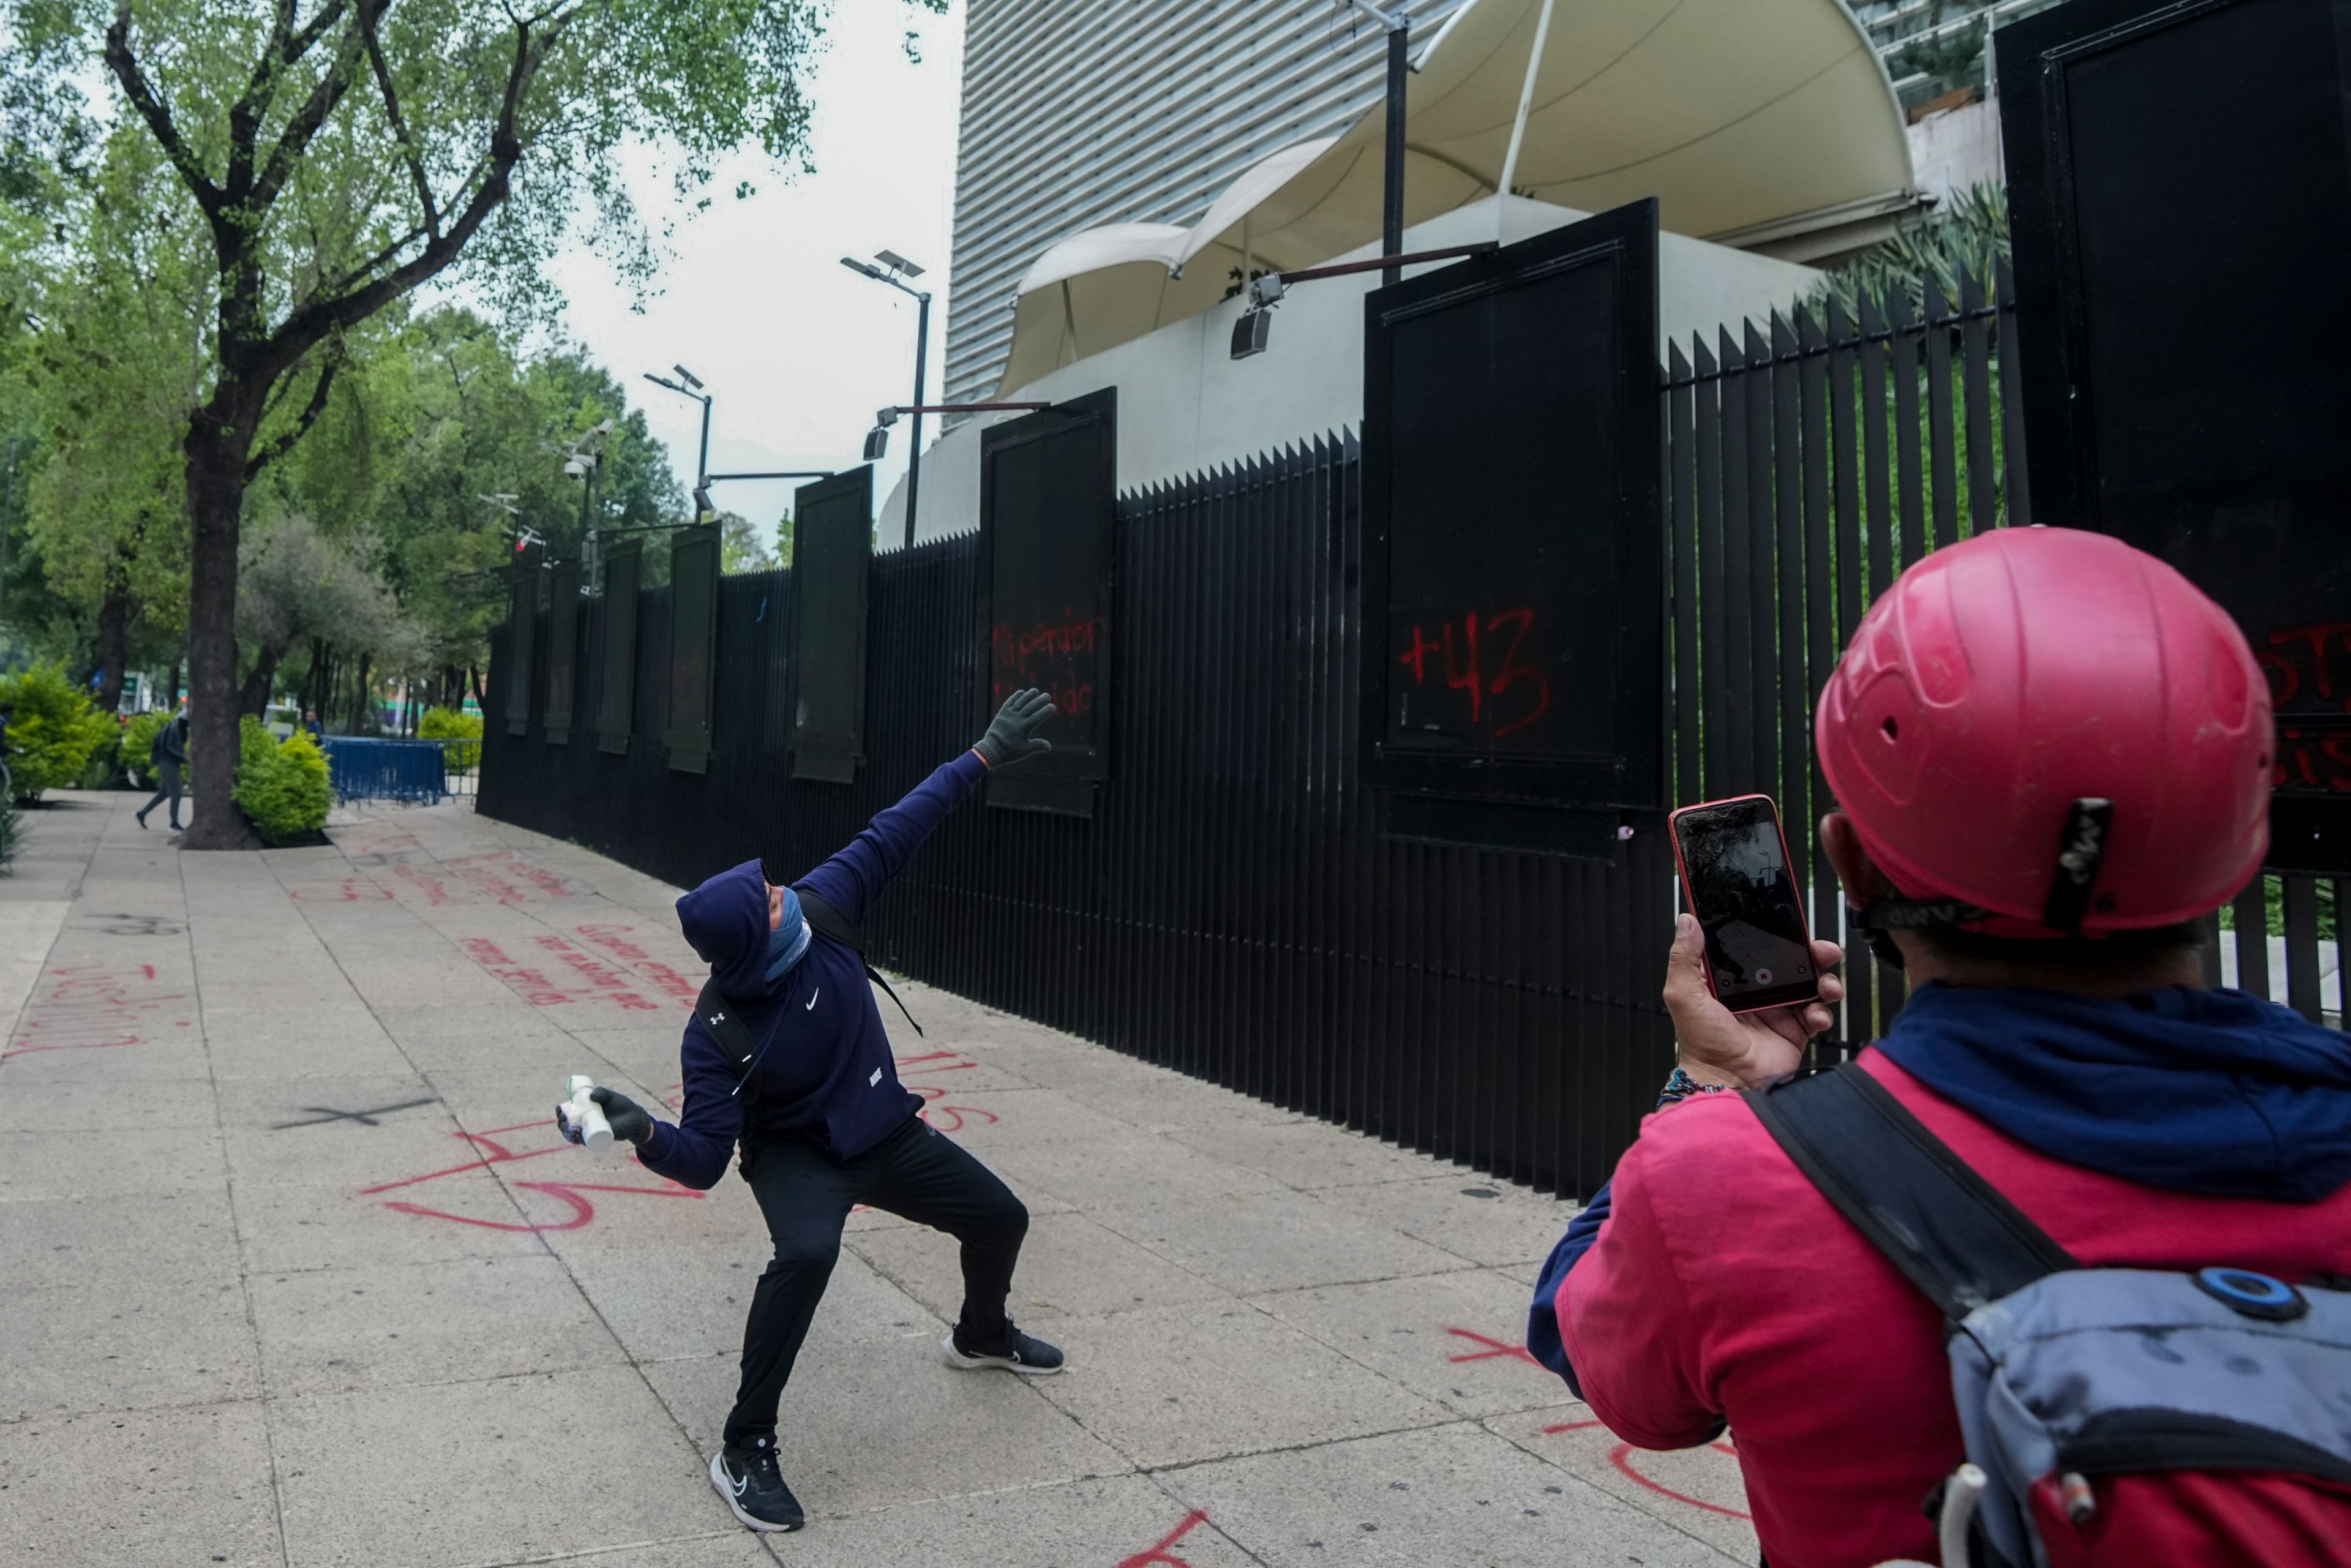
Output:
[1228, 241, 1497, 360]
[840, 251, 934, 548]
[860, 402, 1049, 464]
[642, 369, 714, 518]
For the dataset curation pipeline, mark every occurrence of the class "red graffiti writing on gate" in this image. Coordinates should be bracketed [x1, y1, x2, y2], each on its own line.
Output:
[897, 1048, 1000, 1134]
[1450, 1326, 1752, 1523]
[1395, 607, 1553, 740]
[359, 1116, 702, 1231]
[1115, 1510, 1212, 1568]
[2259, 623, 2351, 713]
[2, 961, 191, 1057]
[991, 611, 1106, 718]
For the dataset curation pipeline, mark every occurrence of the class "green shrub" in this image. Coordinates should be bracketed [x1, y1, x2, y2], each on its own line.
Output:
[78, 731, 124, 789]
[0, 662, 118, 801]
[231, 718, 332, 845]
[419, 705, 482, 773]
[123, 710, 171, 790]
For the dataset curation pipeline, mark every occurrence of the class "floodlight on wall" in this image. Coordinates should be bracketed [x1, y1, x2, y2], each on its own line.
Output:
[1228, 240, 1500, 360]
[863, 426, 890, 461]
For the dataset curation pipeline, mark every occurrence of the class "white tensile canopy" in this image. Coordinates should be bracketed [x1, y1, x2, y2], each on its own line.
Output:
[996, 0, 1914, 394]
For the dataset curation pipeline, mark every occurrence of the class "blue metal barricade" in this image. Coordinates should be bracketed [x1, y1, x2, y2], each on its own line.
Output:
[319, 737, 451, 805]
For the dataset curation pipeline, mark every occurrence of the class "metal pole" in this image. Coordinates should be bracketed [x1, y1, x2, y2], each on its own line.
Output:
[695, 395, 713, 512]
[1496, 0, 1556, 242]
[906, 291, 931, 549]
[1382, 12, 1409, 287]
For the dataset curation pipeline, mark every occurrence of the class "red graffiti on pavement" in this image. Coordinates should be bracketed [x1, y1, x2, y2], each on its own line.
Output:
[2, 961, 190, 1057]
[288, 877, 394, 901]
[574, 924, 702, 1006]
[359, 1117, 701, 1232]
[453, 933, 665, 1012]
[897, 1048, 999, 1134]
[1543, 1419, 1751, 1521]
[1452, 1329, 1752, 1525]
[1446, 1326, 1540, 1366]
[1115, 1510, 1211, 1568]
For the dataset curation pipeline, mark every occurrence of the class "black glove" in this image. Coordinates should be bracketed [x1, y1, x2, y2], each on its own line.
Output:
[589, 1086, 656, 1146]
[973, 688, 1056, 769]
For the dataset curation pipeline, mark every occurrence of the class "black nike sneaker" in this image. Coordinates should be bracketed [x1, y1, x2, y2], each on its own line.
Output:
[709, 1436, 804, 1532]
[942, 1318, 1066, 1375]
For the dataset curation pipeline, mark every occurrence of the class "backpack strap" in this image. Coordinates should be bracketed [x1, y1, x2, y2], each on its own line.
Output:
[796, 888, 924, 1039]
[695, 978, 765, 1101]
[1745, 1061, 2078, 1322]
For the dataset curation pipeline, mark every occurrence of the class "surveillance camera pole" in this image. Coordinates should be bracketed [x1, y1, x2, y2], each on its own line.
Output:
[841, 255, 933, 548]
[1348, 0, 1411, 287]
[642, 370, 714, 518]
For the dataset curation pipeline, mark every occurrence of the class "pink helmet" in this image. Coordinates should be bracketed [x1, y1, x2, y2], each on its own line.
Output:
[1816, 527, 2271, 938]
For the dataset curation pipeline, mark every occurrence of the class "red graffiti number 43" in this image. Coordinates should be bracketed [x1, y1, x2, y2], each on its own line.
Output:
[1397, 607, 1553, 740]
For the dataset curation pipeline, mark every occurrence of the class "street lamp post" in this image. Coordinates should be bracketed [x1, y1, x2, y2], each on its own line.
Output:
[1347, 0, 1411, 286]
[841, 251, 932, 549]
[642, 366, 713, 517]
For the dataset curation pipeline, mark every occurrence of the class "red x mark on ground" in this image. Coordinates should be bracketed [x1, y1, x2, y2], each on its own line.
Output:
[1446, 1327, 1541, 1365]
[1116, 1510, 1210, 1567]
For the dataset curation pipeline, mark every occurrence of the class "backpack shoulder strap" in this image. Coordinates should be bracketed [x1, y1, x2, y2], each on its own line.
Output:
[695, 978, 762, 1085]
[1745, 1061, 2077, 1322]
[792, 887, 924, 1039]
[796, 888, 862, 950]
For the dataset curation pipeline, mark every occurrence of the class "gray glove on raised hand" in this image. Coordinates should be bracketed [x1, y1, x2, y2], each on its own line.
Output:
[973, 688, 1057, 769]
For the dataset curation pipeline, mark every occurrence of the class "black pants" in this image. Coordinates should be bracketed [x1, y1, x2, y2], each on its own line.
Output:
[141, 760, 182, 825]
[724, 1112, 1027, 1447]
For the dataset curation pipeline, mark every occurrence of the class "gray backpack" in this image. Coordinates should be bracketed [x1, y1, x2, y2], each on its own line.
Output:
[1749, 1062, 2351, 1567]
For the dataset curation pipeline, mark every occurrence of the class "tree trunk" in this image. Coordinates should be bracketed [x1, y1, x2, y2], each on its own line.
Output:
[92, 568, 133, 716]
[351, 651, 373, 732]
[178, 395, 261, 850]
[237, 643, 282, 716]
[164, 659, 181, 711]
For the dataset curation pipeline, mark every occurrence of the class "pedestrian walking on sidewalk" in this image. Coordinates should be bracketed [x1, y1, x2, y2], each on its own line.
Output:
[137, 708, 188, 830]
[574, 689, 1067, 1535]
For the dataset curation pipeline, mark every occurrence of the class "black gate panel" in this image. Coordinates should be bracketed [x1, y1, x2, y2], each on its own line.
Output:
[977, 388, 1117, 817]
[503, 551, 540, 737]
[596, 538, 640, 755]
[544, 558, 580, 746]
[2001, 0, 2351, 872]
[789, 466, 872, 784]
[1361, 199, 1663, 852]
[664, 523, 720, 775]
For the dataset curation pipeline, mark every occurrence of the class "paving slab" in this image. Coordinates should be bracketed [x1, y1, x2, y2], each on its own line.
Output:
[0, 792, 1741, 1567]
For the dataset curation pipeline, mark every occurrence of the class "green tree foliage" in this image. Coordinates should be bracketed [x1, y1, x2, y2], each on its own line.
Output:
[418, 702, 479, 771]
[4, 0, 943, 847]
[0, 660, 118, 799]
[718, 510, 774, 574]
[231, 715, 330, 844]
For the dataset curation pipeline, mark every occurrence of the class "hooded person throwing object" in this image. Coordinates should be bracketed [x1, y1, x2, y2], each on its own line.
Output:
[577, 689, 1065, 1535]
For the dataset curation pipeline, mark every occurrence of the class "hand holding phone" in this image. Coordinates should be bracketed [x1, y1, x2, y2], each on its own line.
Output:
[1665, 796, 1843, 1090]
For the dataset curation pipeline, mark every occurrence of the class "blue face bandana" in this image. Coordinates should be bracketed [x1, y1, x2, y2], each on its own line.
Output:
[765, 885, 812, 984]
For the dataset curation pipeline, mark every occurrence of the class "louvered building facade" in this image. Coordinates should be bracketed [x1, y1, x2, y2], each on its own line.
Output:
[943, 1, 1468, 407]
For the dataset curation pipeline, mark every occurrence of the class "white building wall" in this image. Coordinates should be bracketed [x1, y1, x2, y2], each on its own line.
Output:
[887, 197, 1823, 545]
[946, 0, 1469, 410]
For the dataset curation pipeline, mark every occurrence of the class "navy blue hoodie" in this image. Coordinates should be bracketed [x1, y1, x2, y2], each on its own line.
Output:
[1528, 982, 2351, 1379]
[637, 751, 986, 1186]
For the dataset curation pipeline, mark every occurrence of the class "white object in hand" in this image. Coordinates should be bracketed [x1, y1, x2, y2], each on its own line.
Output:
[565, 1074, 613, 1152]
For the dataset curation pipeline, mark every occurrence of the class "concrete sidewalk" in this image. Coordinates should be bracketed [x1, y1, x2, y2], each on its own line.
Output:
[0, 791, 1758, 1568]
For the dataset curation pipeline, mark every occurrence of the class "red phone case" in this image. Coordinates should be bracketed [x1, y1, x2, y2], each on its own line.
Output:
[1666, 793, 1820, 1015]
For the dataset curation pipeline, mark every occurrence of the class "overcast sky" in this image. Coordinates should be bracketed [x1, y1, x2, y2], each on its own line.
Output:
[541, 1, 968, 539]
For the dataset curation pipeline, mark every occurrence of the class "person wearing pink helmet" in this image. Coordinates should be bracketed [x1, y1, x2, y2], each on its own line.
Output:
[1526, 527, 2351, 1566]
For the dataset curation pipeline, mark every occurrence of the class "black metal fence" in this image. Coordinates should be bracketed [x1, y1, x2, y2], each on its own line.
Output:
[484, 270, 2340, 1201]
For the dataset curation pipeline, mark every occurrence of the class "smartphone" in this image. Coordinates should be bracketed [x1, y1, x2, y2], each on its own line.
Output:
[1667, 794, 1820, 1014]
